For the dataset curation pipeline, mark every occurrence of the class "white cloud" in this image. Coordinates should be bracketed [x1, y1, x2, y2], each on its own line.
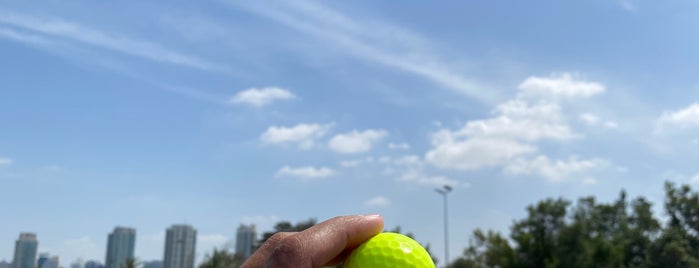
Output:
[364, 196, 390, 207]
[275, 165, 336, 180]
[0, 10, 231, 72]
[388, 142, 410, 150]
[0, 26, 52, 45]
[0, 157, 12, 166]
[260, 123, 331, 149]
[505, 155, 606, 182]
[580, 113, 599, 125]
[657, 103, 699, 130]
[518, 73, 605, 99]
[462, 100, 576, 141]
[426, 137, 536, 170]
[329, 129, 388, 154]
[231, 87, 296, 107]
[425, 73, 610, 175]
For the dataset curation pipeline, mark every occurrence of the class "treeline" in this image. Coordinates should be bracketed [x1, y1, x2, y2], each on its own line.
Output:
[450, 182, 699, 268]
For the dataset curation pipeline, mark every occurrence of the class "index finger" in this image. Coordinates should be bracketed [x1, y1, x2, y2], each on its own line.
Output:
[265, 214, 384, 267]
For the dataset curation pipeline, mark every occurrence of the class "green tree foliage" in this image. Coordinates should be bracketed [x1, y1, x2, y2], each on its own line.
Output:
[121, 258, 138, 268]
[451, 182, 698, 268]
[198, 249, 244, 268]
[257, 218, 317, 246]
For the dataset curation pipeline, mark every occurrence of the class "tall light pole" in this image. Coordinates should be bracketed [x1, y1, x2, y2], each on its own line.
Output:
[435, 185, 452, 268]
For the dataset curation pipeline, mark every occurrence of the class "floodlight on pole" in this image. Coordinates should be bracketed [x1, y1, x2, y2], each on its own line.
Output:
[435, 185, 452, 267]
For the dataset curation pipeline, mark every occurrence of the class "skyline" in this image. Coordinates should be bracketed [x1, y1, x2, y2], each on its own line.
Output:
[3, 0, 699, 265]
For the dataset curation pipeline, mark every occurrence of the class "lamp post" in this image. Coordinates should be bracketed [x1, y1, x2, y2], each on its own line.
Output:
[435, 185, 452, 268]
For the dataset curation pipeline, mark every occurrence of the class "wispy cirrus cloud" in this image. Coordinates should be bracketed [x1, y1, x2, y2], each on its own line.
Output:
[0, 9, 232, 73]
[228, 0, 500, 104]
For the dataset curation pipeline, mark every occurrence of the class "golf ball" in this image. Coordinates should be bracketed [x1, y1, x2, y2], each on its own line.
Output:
[343, 232, 435, 268]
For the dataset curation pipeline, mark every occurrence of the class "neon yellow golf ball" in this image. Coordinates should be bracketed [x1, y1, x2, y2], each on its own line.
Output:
[343, 232, 435, 268]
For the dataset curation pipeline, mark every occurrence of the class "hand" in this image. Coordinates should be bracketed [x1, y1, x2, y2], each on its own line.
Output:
[241, 214, 384, 268]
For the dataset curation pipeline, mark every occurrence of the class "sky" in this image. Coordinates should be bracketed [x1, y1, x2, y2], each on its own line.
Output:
[2, 0, 699, 266]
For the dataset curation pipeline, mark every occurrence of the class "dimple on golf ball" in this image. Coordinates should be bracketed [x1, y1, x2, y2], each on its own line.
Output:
[343, 232, 435, 268]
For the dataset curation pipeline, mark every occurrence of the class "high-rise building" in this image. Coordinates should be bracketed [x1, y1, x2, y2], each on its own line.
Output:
[84, 260, 104, 268]
[163, 225, 196, 268]
[235, 224, 256, 259]
[13, 233, 38, 268]
[142, 260, 163, 268]
[105, 227, 136, 268]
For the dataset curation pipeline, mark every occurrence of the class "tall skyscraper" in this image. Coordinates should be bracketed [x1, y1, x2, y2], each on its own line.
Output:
[163, 225, 196, 268]
[235, 224, 256, 259]
[105, 227, 136, 268]
[13, 233, 38, 268]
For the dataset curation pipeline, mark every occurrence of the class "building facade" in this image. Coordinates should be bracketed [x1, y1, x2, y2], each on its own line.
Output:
[37, 254, 59, 268]
[142, 260, 162, 268]
[105, 227, 136, 268]
[163, 225, 196, 268]
[13, 233, 38, 268]
[235, 224, 256, 259]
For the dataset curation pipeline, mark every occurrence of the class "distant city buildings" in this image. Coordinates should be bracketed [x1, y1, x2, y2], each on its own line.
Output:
[83, 260, 104, 268]
[70, 258, 84, 268]
[105, 227, 136, 268]
[163, 225, 196, 268]
[235, 224, 257, 259]
[4, 221, 262, 267]
[13, 233, 38, 268]
[142, 260, 163, 268]
[0, 260, 11, 268]
[37, 253, 59, 268]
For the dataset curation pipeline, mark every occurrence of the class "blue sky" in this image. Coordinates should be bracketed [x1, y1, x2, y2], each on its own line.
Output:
[3, 0, 699, 266]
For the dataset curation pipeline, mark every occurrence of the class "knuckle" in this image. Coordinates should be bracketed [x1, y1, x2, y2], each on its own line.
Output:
[268, 236, 306, 266]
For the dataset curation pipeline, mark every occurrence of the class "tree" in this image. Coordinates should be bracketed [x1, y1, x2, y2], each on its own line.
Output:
[510, 198, 569, 268]
[198, 249, 244, 268]
[462, 229, 514, 268]
[258, 218, 317, 246]
[453, 187, 667, 268]
[121, 258, 138, 268]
